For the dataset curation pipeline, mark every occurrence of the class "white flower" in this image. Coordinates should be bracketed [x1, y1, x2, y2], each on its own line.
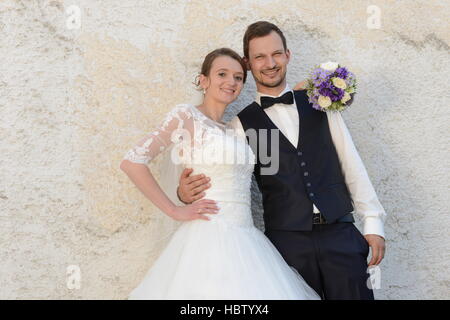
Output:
[320, 61, 339, 72]
[341, 92, 351, 104]
[318, 95, 332, 109]
[332, 77, 347, 89]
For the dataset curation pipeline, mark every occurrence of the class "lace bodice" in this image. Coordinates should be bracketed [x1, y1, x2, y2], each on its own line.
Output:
[123, 104, 256, 224]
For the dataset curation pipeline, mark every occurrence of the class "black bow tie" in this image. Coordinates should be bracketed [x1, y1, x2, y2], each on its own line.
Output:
[260, 91, 294, 109]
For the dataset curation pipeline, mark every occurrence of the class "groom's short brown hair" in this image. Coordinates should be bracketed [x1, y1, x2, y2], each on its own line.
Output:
[243, 21, 287, 59]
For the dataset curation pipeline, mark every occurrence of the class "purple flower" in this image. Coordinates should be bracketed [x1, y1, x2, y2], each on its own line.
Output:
[311, 103, 322, 111]
[317, 80, 334, 99]
[331, 88, 345, 102]
[345, 71, 355, 86]
[308, 94, 323, 111]
[311, 68, 333, 84]
[335, 67, 348, 79]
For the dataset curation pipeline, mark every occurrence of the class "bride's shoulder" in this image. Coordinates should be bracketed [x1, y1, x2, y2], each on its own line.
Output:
[155, 104, 195, 130]
[174, 103, 215, 123]
[163, 103, 196, 120]
[173, 103, 202, 117]
[171, 103, 193, 113]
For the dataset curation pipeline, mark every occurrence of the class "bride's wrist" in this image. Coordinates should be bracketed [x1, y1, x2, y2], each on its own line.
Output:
[166, 204, 179, 219]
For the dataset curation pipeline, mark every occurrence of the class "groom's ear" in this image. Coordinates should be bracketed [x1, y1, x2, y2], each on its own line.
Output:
[243, 57, 251, 71]
[285, 49, 291, 63]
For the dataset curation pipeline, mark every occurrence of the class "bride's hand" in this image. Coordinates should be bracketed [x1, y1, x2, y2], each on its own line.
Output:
[168, 199, 219, 221]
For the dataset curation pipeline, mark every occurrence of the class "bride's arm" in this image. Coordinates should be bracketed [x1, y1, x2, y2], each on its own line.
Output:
[121, 161, 178, 218]
[120, 106, 218, 221]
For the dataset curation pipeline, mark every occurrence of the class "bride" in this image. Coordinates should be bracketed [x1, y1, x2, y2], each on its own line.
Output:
[120, 48, 320, 300]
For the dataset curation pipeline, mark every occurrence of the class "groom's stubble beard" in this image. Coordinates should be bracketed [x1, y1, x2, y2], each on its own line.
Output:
[254, 66, 287, 90]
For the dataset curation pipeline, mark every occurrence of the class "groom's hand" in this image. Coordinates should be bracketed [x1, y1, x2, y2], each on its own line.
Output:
[177, 168, 211, 204]
[345, 92, 356, 107]
[293, 80, 307, 90]
[364, 234, 386, 266]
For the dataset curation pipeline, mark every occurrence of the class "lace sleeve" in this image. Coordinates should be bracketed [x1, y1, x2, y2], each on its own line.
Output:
[123, 105, 194, 164]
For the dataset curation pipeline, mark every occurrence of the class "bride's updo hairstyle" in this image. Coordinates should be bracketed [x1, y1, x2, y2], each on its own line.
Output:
[194, 48, 247, 90]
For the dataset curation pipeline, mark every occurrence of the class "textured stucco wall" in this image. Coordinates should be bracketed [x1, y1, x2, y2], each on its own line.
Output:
[1, 0, 448, 299]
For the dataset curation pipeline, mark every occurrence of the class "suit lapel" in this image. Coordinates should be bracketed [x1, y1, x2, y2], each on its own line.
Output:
[294, 90, 319, 151]
[294, 90, 308, 150]
[251, 101, 299, 151]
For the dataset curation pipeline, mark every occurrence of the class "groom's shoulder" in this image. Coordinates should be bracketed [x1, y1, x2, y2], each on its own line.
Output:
[237, 101, 259, 118]
[293, 89, 309, 101]
[293, 89, 315, 109]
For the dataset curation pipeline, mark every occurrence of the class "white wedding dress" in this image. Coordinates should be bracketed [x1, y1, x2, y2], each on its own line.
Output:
[123, 103, 320, 300]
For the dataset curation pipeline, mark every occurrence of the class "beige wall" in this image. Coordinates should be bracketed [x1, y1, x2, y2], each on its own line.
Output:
[1, 0, 448, 299]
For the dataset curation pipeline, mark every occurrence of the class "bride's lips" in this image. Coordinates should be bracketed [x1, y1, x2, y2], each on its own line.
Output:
[221, 88, 236, 94]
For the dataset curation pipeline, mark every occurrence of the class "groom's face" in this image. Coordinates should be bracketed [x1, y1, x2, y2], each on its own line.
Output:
[246, 31, 290, 89]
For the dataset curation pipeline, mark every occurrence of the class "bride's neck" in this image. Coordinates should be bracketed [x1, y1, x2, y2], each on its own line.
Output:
[197, 97, 227, 123]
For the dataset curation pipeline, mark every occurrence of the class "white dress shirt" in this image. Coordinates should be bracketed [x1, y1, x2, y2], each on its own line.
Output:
[228, 84, 387, 238]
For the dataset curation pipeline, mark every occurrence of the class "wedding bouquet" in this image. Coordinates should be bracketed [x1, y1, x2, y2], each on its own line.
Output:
[305, 61, 357, 112]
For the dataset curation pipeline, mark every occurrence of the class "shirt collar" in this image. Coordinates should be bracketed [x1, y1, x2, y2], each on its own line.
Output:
[255, 84, 293, 107]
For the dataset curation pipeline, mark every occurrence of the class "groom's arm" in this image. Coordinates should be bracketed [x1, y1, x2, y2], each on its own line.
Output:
[328, 112, 386, 266]
[327, 112, 387, 239]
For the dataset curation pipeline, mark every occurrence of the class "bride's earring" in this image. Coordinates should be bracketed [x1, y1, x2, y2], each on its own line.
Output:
[203, 88, 206, 95]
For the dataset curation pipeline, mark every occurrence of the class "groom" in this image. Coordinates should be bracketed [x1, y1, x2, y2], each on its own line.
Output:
[177, 21, 386, 300]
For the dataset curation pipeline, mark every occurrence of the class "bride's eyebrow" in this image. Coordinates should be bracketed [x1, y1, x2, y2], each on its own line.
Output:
[216, 68, 243, 75]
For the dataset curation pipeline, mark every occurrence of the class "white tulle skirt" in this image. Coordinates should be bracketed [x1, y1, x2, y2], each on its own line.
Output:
[128, 202, 321, 300]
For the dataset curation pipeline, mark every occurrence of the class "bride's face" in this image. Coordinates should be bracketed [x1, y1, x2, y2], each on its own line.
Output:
[200, 55, 245, 104]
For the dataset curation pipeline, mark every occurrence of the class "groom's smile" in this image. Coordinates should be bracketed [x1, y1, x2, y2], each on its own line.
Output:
[261, 67, 280, 78]
[258, 64, 285, 88]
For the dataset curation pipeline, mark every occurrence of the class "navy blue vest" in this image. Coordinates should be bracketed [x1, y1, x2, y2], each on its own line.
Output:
[237, 90, 354, 231]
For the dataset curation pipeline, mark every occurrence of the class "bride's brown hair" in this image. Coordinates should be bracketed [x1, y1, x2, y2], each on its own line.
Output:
[194, 48, 247, 90]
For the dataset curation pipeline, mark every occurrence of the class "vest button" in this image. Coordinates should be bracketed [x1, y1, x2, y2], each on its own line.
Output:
[304, 172, 309, 176]
[309, 192, 315, 197]
[306, 182, 311, 187]
[297, 151, 303, 156]
[301, 162, 306, 166]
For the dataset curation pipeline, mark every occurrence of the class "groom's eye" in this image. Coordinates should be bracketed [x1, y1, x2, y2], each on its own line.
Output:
[235, 76, 243, 81]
